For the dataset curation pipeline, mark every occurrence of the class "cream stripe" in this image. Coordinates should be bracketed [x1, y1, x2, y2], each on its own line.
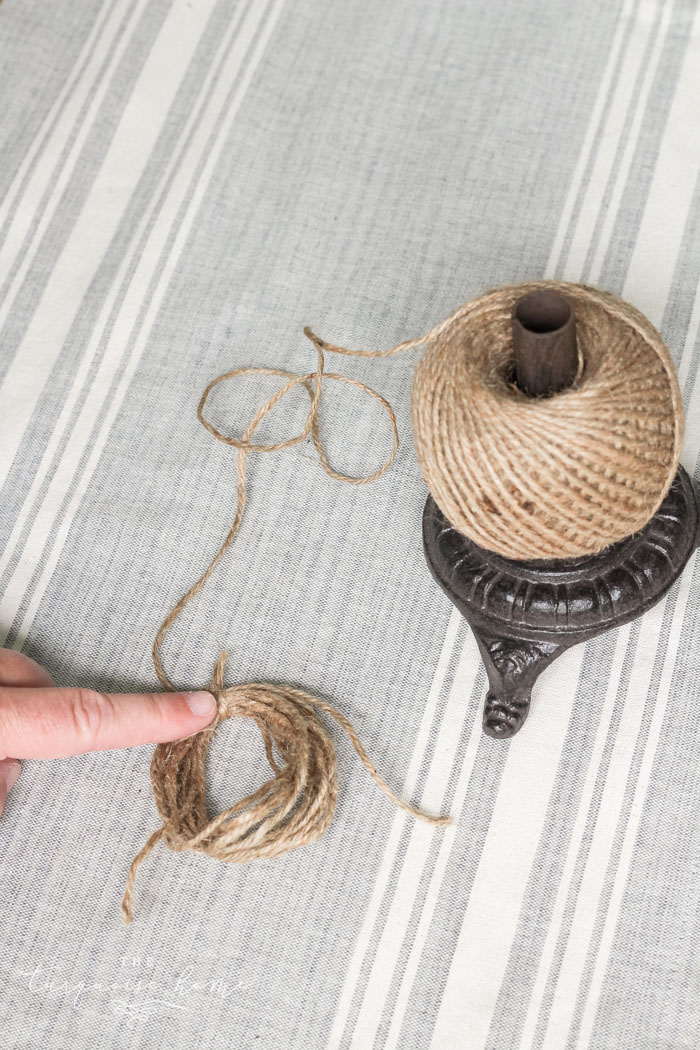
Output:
[0, 0, 250, 610]
[429, 647, 588, 1049]
[587, 0, 671, 285]
[680, 359, 700, 471]
[539, 609, 664, 1049]
[382, 702, 484, 1050]
[560, 0, 661, 280]
[340, 0, 659, 1041]
[622, 0, 700, 319]
[546, 0, 636, 275]
[521, 4, 700, 1040]
[348, 630, 483, 1048]
[9, 0, 289, 652]
[0, 0, 220, 494]
[575, 551, 698, 1049]
[513, 625, 631, 1050]
[676, 267, 700, 391]
[326, 607, 463, 1049]
[0, 0, 148, 332]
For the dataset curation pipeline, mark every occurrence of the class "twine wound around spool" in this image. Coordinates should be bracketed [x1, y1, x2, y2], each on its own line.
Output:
[307, 281, 684, 560]
[412, 281, 684, 559]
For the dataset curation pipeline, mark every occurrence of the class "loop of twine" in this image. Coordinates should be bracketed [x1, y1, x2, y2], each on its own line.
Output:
[122, 338, 446, 924]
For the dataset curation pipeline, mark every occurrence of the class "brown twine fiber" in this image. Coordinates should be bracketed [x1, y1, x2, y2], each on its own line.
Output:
[122, 349, 450, 924]
[123, 278, 682, 922]
[306, 279, 684, 560]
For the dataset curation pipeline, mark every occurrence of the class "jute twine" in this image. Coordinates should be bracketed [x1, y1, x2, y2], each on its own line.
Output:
[122, 349, 449, 924]
[124, 278, 682, 922]
[307, 280, 684, 559]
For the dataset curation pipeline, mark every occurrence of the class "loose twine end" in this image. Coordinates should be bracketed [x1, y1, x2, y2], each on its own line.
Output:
[123, 327, 449, 924]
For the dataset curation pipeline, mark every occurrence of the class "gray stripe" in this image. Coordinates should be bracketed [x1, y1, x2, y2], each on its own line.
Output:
[477, 6, 700, 1046]
[0, 0, 259, 605]
[0, 0, 128, 301]
[552, 0, 639, 281]
[1, 1, 698, 1047]
[600, 0, 696, 294]
[0, 0, 173, 388]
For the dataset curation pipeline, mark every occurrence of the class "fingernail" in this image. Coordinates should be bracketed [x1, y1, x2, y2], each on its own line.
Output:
[185, 691, 217, 718]
[1, 761, 21, 794]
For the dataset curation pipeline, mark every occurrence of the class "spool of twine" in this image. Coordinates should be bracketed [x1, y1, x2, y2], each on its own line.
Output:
[124, 279, 683, 922]
[308, 280, 685, 559]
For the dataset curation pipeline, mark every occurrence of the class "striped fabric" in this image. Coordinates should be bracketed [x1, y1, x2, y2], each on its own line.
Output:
[1, 0, 699, 1046]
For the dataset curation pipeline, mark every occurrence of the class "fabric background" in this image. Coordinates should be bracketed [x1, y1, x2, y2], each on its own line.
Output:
[1, 0, 699, 1046]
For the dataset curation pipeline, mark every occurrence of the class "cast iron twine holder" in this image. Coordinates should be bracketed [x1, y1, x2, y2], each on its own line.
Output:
[422, 289, 700, 739]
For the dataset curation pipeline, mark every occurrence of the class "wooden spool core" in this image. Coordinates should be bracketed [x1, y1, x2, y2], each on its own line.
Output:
[512, 289, 579, 397]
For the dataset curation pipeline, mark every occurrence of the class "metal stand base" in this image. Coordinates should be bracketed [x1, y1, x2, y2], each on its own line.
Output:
[423, 467, 700, 738]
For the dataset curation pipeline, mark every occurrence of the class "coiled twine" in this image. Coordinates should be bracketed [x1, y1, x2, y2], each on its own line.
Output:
[409, 281, 684, 559]
[122, 347, 448, 924]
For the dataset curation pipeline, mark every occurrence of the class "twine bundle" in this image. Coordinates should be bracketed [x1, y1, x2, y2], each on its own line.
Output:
[124, 279, 683, 922]
[122, 348, 448, 924]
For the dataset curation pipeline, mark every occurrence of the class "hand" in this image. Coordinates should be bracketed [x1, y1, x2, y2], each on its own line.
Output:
[0, 648, 217, 815]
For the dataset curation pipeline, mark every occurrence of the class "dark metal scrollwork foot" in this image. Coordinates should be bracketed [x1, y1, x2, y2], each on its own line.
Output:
[482, 690, 531, 739]
[475, 633, 562, 740]
[422, 466, 700, 740]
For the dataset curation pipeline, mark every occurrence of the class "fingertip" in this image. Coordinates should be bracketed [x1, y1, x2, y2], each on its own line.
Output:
[0, 684, 219, 757]
[184, 691, 217, 720]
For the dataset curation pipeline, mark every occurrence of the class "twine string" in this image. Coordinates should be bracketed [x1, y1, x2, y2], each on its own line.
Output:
[122, 334, 450, 925]
[123, 279, 683, 921]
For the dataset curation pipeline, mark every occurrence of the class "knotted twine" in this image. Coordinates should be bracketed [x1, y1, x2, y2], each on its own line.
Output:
[124, 278, 683, 921]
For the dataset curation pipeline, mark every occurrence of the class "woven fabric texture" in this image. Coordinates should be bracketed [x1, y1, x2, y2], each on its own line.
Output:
[1, 1, 699, 1047]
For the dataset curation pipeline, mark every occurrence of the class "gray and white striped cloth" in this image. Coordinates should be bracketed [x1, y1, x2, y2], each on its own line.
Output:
[1, 0, 699, 1046]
